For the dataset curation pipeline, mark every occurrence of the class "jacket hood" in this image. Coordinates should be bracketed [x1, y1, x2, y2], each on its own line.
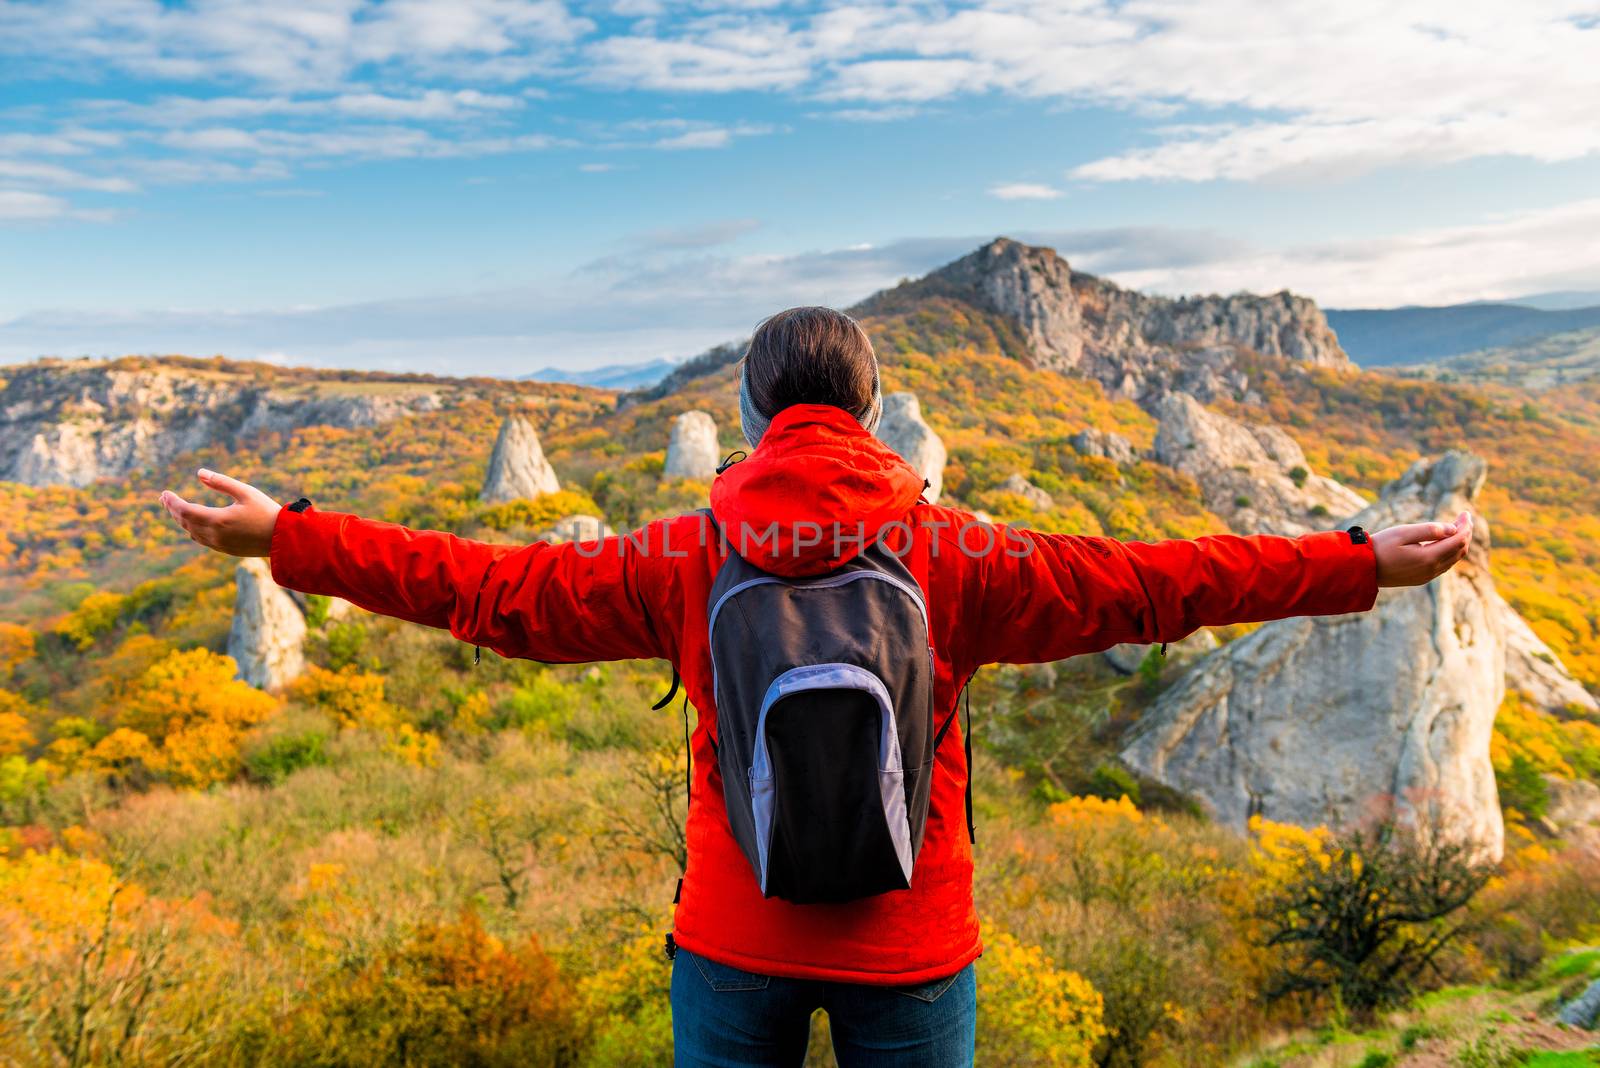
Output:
[709, 403, 927, 577]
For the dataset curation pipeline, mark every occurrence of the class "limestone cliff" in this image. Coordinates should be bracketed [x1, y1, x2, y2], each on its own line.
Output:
[2, 358, 446, 488]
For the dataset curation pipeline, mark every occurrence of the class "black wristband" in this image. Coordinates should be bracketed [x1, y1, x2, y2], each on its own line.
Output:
[1346, 525, 1369, 545]
[286, 497, 313, 513]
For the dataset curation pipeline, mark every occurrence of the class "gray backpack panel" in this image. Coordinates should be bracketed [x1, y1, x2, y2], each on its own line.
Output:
[708, 529, 935, 904]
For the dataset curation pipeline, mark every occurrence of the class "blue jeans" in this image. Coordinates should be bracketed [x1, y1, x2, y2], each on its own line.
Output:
[670, 947, 977, 1067]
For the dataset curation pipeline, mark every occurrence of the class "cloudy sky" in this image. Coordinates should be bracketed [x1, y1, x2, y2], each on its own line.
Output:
[3, 0, 1599, 373]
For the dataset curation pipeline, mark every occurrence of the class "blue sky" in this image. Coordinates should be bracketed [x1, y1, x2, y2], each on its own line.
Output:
[3, 0, 1600, 374]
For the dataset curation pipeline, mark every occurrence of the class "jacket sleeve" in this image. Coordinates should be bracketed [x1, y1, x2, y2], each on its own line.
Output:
[269, 505, 672, 663]
[962, 525, 1378, 668]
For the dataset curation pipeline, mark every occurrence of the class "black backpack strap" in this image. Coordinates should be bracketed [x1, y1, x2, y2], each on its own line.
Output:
[963, 680, 976, 845]
[932, 671, 978, 845]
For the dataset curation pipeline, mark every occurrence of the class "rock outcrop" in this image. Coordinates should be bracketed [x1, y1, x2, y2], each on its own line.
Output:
[863, 238, 1351, 402]
[999, 473, 1053, 510]
[1558, 976, 1600, 1028]
[1545, 776, 1600, 841]
[1122, 451, 1506, 862]
[875, 392, 947, 503]
[227, 558, 307, 691]
[1498, 593, 1599, 715]
[1153, 392, 1368, 535]
[480, 415, 560, 503]
[542, 514, 615, 543]
[2, 358, 445, 488]
[663, 410, 721, 481]
[1070, 427, 1137, 465]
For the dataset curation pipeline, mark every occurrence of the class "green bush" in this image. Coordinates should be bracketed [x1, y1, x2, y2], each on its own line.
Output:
[1495, 753, 1549, 820]
[1085, 763, 1141, 805]
[245, 728, 331, 785]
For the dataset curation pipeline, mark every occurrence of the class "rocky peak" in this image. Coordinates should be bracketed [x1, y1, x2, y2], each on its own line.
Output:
[480, 414, 560, 503]
[874, 392, 947, 503]
[1122, 450, 1506, 862]
[923, 238, 1086, 368]
[919, 238, 1351, 400]
[663, 410, 721, 481]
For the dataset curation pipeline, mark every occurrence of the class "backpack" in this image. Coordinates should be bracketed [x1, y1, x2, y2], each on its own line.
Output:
[704, 512, 939, 904]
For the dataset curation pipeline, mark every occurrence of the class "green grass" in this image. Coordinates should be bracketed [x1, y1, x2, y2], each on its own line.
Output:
[1548, 949, 1600, 981]
[1523, 1053, 1600, 1068]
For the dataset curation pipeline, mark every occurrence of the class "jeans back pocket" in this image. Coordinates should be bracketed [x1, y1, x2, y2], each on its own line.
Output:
[688, 949, 772, 992]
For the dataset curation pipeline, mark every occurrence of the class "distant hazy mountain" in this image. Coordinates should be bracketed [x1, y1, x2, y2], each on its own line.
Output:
[1325, 302, 1600, 366]
[1389, 324, 1600, 390]
[1507, 290, 1600, 311]
[521, 358, 677, 391]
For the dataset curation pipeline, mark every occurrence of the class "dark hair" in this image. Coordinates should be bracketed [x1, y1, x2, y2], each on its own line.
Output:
[743, 307, 878, 421]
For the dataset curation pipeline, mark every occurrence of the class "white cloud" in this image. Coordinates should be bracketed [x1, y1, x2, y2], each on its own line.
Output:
[989, 182, 1061, 201]
[8, 202, 1597, 367]
[806, 106, 920, 123]
[634, 218, 761, 249]
[0, 189, 111, 222]
[0, 190, 71, 220]
[0, 0, 593, 89]
[585, 1, 1600, 183]
[9, 0, 1595, 200]
[1112, 197, 1600, 307]
[86, 89, 525, 126]
[0, 161, 137, 193]
[158, 124, 563, 159]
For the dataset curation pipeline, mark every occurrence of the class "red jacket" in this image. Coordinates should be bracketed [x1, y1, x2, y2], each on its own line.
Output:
[269, 403, 1378, 985]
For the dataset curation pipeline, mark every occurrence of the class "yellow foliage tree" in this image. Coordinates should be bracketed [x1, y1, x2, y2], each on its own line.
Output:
[577, 925, 674, 1067]
[51, 591, 126, 651]
[113, 648, 277, 788]
[0, 622, 34, 680]
[0, 709, 36, 760]
[288, 665, 438, 766]
[0, 848, 232, 1065]
[977, 929, 1107, 1068]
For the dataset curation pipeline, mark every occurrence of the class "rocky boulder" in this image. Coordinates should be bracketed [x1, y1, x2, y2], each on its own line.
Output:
[1070, 427, 1137, 465]
[227, 558, 307, 691]
[1154, 391, 1368, 535]
[480, 414, 560, 503]
[1558, 976, 1600, 1028]
[999, 473, 1053, 511]
[875, 392, 947, 503]
[663, 410, 721, 481]
[542, 514, 615, 543]
[1121, 451, 1506, 862]
[1498, 593, 1599, 715]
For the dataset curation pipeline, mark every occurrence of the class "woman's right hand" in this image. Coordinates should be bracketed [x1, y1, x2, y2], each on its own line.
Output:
[159, 469, 282, 558]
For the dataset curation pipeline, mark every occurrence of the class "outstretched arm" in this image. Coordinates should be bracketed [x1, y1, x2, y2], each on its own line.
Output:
[963, 514, 1472, 667]
[160, 469, 670, 664]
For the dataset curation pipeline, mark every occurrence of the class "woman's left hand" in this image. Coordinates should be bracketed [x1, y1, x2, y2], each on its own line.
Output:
[1371, 510, 1473, 587]
[159, 469, 281, 557]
